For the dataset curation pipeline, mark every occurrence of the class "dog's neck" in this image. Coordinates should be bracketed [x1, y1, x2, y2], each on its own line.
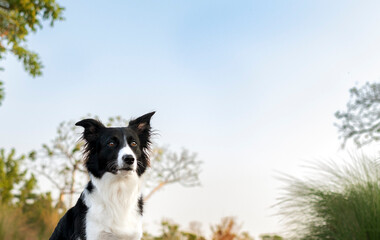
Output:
[84, 172, 144, 239]
[87, 172, 141, 214]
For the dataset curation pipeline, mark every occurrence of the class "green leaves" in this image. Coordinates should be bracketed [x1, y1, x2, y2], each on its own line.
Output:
[0, 81, 4, 106]
[0, 0, 64, 106]
[0, 148, 36, 206]
[11, 43, 42, 77]
[335, 82, 380, 148]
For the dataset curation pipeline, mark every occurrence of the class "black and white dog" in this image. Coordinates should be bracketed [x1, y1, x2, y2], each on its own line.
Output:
[50, 112, 155, 240]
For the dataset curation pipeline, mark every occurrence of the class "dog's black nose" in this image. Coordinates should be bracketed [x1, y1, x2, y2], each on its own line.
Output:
[122, 154, 134, 165]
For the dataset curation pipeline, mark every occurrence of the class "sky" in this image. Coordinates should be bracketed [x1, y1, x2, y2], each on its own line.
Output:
[2, 0, 380, 238]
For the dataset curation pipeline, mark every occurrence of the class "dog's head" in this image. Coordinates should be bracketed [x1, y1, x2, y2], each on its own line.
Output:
[75, 112, 155, 178]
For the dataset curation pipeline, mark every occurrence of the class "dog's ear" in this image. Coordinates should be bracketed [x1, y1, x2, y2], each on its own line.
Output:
[75, 118, 105, 142]
[129, 112, 155, 133]
[129, 112, 155, 173]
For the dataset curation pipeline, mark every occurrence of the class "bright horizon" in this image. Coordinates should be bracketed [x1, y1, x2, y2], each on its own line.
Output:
[2, 0, 380, 238]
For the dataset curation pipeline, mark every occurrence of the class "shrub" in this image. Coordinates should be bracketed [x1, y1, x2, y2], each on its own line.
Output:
[143, 220, 205, 240]
[211, 217, 254, 240]
[277, 153, 380, 239]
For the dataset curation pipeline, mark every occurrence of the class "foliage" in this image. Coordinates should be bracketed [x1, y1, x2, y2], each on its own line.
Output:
[0, 148, 36, 205]
[143, 217, 260, 240]
[260, 234, 283, 240]
[0, 0, 64, 105]
[0, 196, 59, 240]
[30, 115, 202, 208]
[23, 193, 61, 239]
[277, 153, 380, 239]
[0, 81, 4, 106]
[211, 217, 254, 240]
[143, 220, 205, 240]
[0, 148, 60, 239]
[335, 82, 380, 148]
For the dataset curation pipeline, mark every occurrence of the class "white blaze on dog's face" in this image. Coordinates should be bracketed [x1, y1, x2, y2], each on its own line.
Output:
[75, 112, 155, 179]
[117, 137, 137, 171]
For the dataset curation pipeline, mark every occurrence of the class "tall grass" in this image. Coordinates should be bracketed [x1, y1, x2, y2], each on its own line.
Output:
[0, 204, 38, 240]
[277, 153, 380, 240]
[0, 194, 60, 240]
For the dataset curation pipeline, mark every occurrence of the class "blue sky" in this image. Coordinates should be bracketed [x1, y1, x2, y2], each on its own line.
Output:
[2, 0, 380, 237]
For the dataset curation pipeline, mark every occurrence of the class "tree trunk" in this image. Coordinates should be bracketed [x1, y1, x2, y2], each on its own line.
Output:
[144, 182, 167, 201]
[69, 164, 78, 207]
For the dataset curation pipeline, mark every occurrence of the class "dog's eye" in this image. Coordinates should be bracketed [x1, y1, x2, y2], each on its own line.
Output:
[130, 141, 137, 147]
[108, 141, 115, 147]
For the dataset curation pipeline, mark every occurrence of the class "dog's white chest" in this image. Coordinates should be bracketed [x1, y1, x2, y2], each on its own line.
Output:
[84, 173, 143, 240]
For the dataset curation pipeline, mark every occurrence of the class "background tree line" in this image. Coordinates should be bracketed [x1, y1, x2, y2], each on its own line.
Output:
[0, 1, 271, 239]
[7, 0, 380, 239]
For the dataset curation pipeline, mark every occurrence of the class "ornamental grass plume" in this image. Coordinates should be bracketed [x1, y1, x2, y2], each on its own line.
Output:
[277, 153, 380, 240]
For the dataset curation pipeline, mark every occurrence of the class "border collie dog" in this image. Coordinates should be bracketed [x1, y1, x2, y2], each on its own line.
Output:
[50, 112, 155, 240]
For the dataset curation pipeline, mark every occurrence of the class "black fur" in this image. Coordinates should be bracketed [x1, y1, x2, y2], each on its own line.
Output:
[49, 195, 88, 240]
[86, 181, 94, 193]
[138, 196, 144, 216]
[50, 112, 155, 240]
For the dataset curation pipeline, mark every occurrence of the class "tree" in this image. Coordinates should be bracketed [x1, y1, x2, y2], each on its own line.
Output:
[0, 0, 64, 106]
[145, 147, 202, 200]
[335, 82, 380, 148]
[30, 115, 202, 208]
[29, 118, 88, 208]
[0, 148, 60, 239]
[0, 148, 36, 206]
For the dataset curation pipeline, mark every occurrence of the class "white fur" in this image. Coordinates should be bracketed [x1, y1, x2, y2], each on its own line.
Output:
[117, 141, 137, 170]
[84, 172, 143, 240]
